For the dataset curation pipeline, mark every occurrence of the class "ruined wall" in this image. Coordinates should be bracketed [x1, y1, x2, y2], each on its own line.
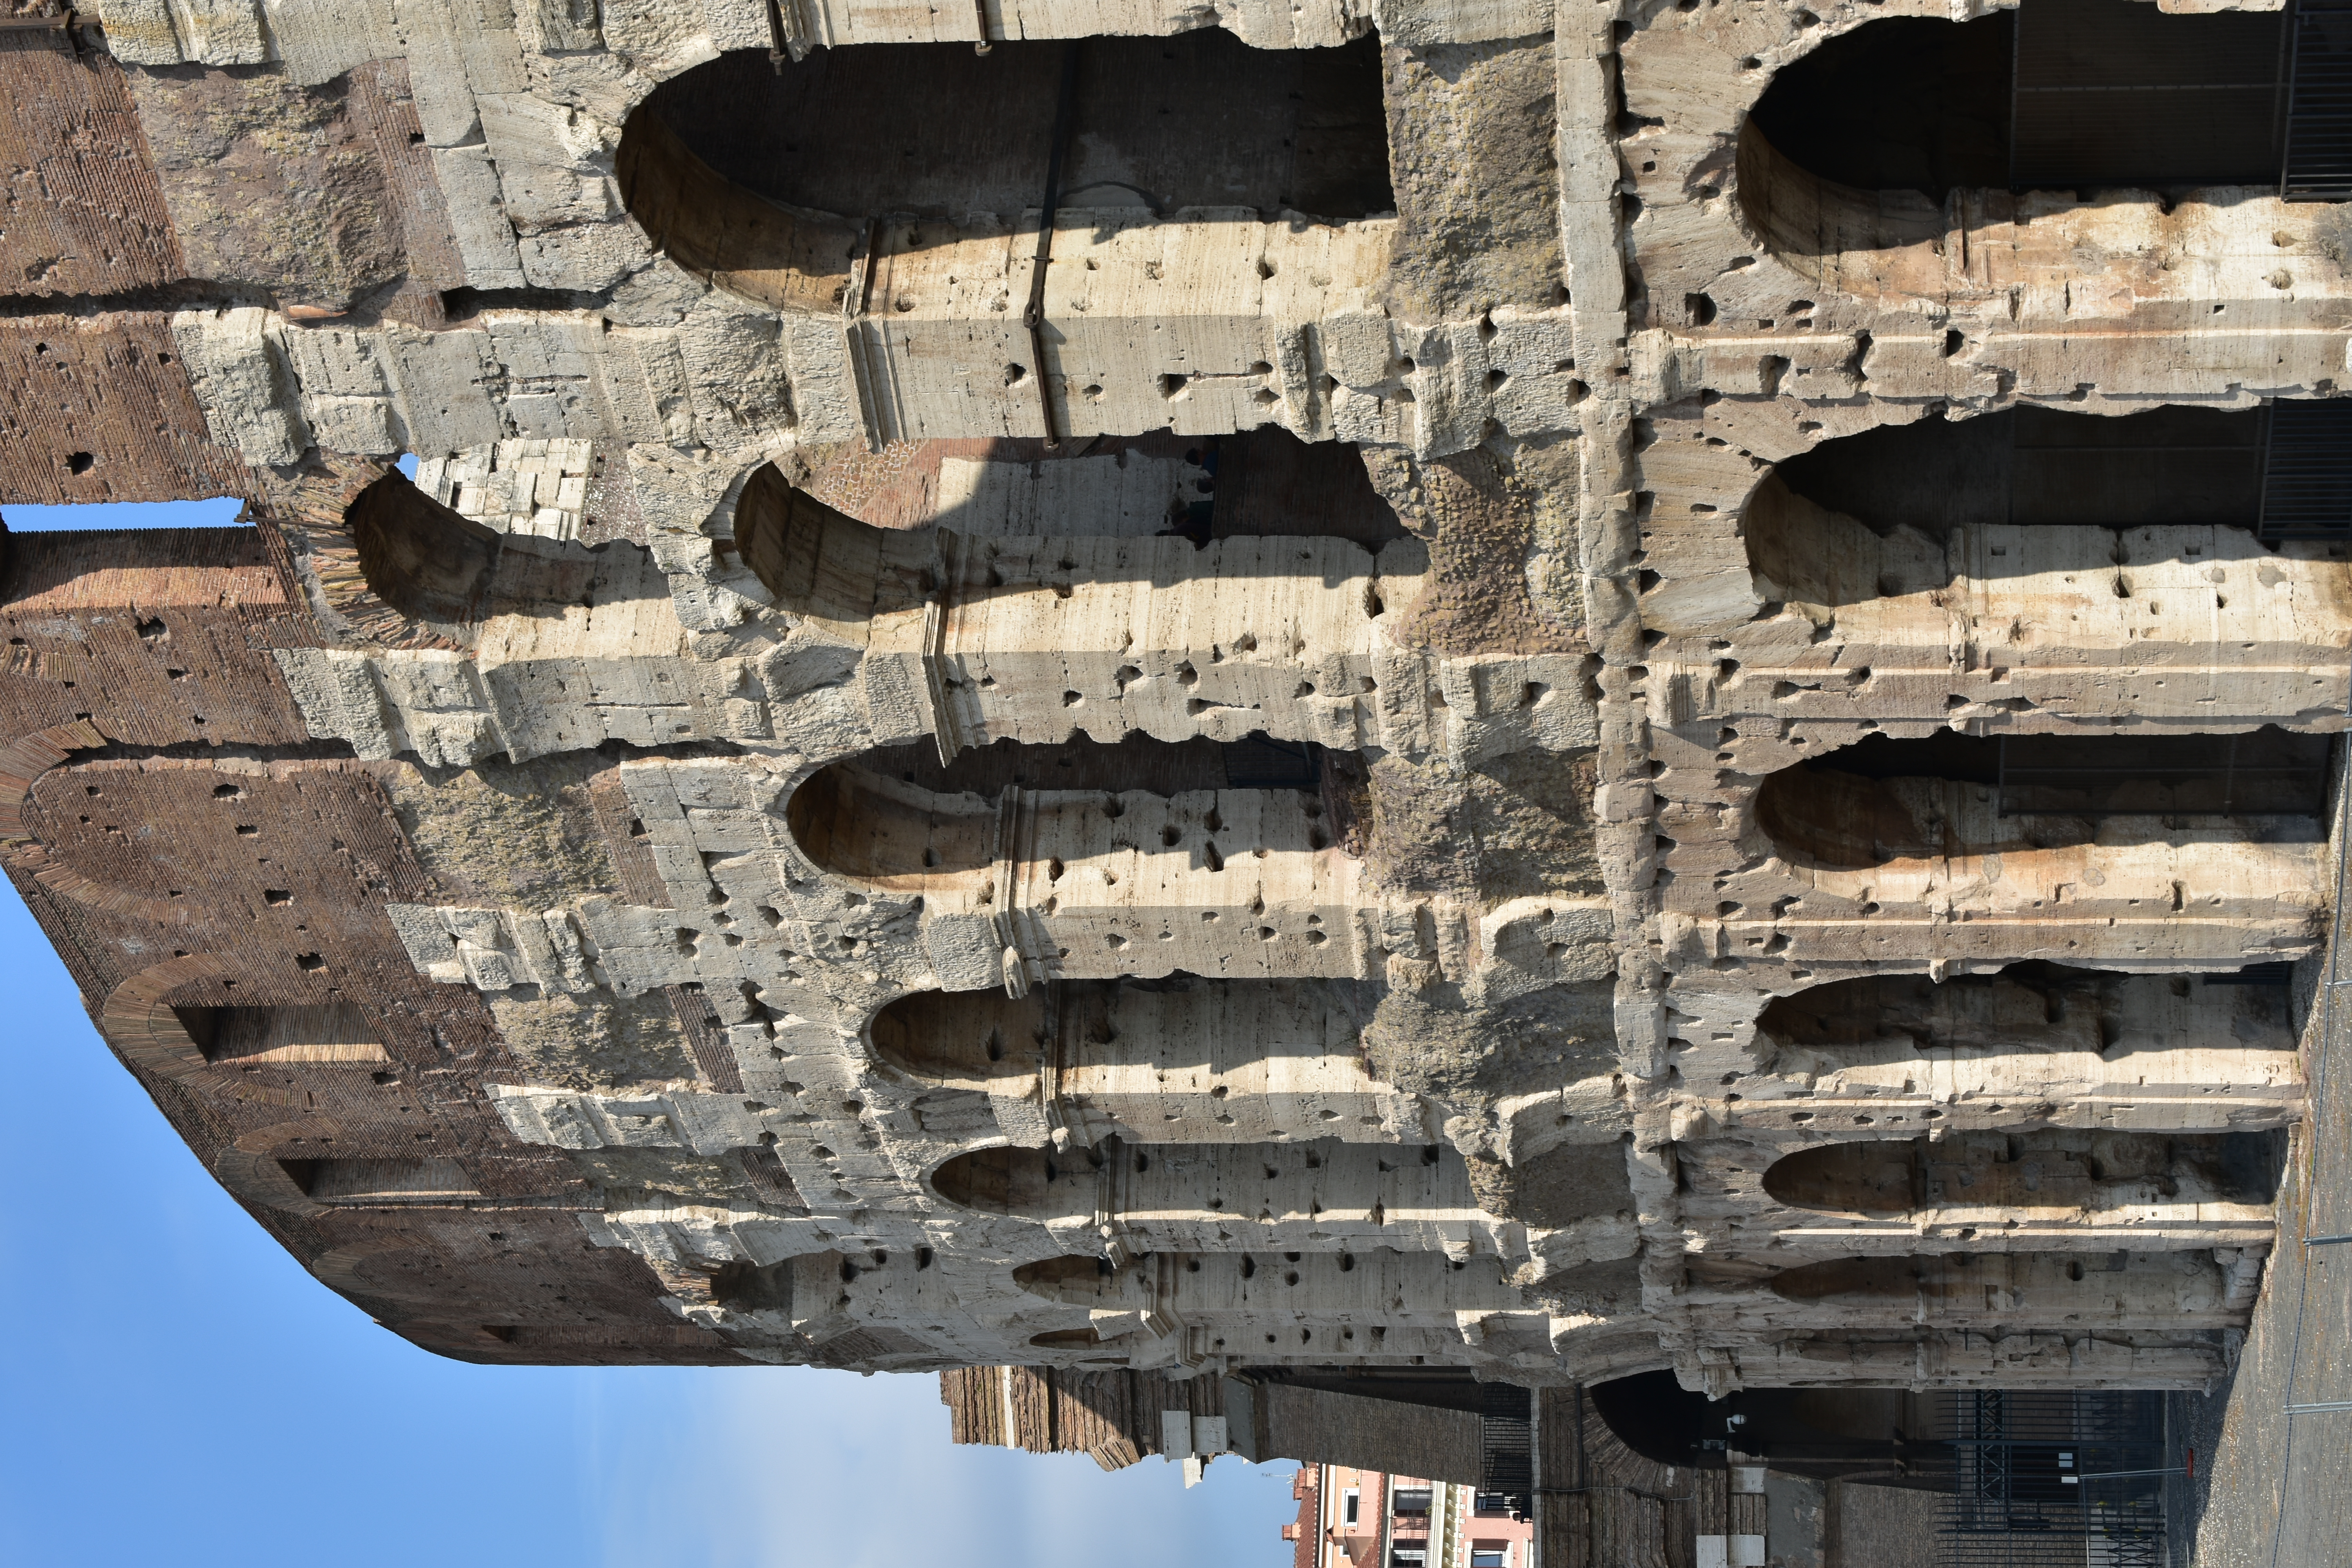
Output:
[0, 0, 2335, 1426]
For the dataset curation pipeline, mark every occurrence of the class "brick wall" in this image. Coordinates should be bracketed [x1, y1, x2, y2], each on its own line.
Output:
[0, 34, 181, 297]
[0, 521, 753, 1363]
[0, 319, 253, 504]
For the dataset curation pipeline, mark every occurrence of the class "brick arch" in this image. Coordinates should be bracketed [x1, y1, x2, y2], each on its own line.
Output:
[210, 1147, 328, 1217]
[0, 719, 105, 843]
[95, 953, 230, 1080]
[0, 720, 187, 921]
[96, 953, 393, 1093]
[310, 1234, 441, 1302]
[20, 755, 433, 928]
[264, 454, 463, 650]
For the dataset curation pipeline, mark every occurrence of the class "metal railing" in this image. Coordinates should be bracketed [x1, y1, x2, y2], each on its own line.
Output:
[1937, 1392, 2172, 1568]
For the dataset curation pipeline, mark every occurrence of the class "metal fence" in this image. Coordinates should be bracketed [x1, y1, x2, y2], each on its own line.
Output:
[1937, 1392, 2170, 1568]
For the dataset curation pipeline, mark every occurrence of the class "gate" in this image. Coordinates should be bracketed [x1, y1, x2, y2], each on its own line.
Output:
[1936, 1391, 2169, 1568]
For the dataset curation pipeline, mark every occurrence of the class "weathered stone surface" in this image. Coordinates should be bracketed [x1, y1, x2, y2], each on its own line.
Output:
[0, 0, 2322, 1429]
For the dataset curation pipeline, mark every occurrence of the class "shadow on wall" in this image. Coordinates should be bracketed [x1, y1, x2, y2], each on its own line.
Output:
[1755, 963, 2299, 1069]
[1759, 1128, 2287, 1216]
[1737, 0, 2307, 264]
[1751, 726, 2332, 869]
[619, 33, 1394, 302]
[732, 430, 1405, 636]
[1743, 403, 2339, 606]
[785, 732, 1338, 883]
[347, 472, 620, 637]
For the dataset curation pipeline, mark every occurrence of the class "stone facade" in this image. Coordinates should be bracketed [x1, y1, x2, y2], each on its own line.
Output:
[0, 0, 2336, 1436]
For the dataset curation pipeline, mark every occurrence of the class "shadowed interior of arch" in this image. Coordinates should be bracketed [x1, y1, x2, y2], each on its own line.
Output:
[1742, 403, 2352, 605]
[1759, 1128, 2286, 1215]
[735, 428, 1406, 630]
[867, 975, 1374, 1089]
[786, 731, 1342, 882]
[1753, 726, 2332, 869]
[930, 1137, 1482, 1224]
[172, 1002, 390, 1064]
[618, 33, 1393, 301]
[1746, 0, 2290, 202]
[1755, 962, 2299, 1071]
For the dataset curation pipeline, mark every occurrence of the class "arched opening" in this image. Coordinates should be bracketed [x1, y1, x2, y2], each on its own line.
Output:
[337, 471, 615, 644]
[347, 471, 504, 626]
[1766, 1249, 2232, 1324]
[753, 430, 1404, 553]
[1749, 0, 2291, 203]
[739, 437, 1414, 756]
[710, 1256, 796, 1313]
[1010, 1246, 1519, 1321]
[1748, 402, 2352, 610]
[1753, 726, 2331, 871]
[931, 1137, 1487, 1250]
[788, 731, 1340, 884]
[737, 428, 1406, 634]
[867, 976, 1396, 1143]
[171, 1002, 389, 1065]
[1776, 405, 2265, 544]
[621, 34, 1393, 298]
[275, 1157, 479, 1202]
[1760, 1128, 2286, 1216]
[1757, 963, 2298, 1077]
[621, 37, 1396, 441]
[871, 987, 1052, 1088]
[1588, 1372, 1961, 1486]
[734, 464, 933, 636]
[931, 1145, 1098, 1216]
[792, 733, 1361, 984]
[1736, 0, 2347, 276]
[1013, 1254, 1124, 1301]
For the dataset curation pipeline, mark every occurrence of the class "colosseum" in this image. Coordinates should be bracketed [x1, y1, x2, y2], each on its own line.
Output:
[1, 0, 2340, 1553]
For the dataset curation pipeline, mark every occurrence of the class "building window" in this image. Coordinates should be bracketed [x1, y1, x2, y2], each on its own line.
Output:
[1392, 1488, 1433, 1517]
[1341, 1490, 1360, 1526]
[1471, 1550, 1510, 1568]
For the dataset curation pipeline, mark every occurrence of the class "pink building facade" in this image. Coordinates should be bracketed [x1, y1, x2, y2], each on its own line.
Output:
[1285, 1464, 1535, 1568]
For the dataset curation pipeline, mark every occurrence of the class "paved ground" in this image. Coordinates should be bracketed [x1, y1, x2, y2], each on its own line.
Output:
[2165, 959, 2352, 1568]
[1822, 1480, 1940, 1568]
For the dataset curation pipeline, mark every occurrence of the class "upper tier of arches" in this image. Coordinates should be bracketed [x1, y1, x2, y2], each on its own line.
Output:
[618, 33, 1393, 311]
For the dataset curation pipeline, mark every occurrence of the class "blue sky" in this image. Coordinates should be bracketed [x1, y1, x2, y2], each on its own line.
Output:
[0, 498, 1297, 1568]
